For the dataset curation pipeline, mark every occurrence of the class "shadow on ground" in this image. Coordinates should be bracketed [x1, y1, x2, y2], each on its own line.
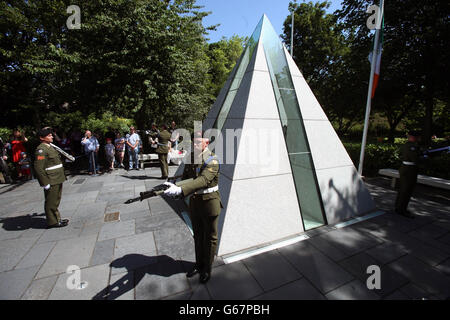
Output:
[0, 212, 47, 230]
[92, 254, 193, 300]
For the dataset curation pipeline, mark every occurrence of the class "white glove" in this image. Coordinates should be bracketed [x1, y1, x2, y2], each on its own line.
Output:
[43, 184, 51, 190]
[163, 182, 182, 197]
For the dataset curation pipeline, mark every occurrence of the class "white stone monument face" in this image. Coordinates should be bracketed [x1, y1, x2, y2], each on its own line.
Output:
[184, 14, 375, 257]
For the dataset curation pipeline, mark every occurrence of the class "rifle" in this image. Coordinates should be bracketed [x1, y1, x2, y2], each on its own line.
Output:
[423, 146, 450, 158]
[124, 176, 191, 204]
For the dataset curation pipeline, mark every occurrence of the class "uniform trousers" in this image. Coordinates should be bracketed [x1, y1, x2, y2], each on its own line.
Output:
[158, 153, 168, 177]
[395, 165, 418, 214]
[44, 184, 63, 226]
[189, 195, 221, 273]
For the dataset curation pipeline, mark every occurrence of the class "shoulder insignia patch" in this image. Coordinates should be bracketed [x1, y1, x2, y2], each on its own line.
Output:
[38, 149, 43, 153]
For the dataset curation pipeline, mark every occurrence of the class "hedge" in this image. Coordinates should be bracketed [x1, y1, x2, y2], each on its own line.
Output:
[343, 142, 450, 179]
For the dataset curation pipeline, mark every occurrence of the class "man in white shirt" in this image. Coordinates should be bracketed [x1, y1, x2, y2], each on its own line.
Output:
[81, 130, 100, 174]
[126, 126, 141, 170]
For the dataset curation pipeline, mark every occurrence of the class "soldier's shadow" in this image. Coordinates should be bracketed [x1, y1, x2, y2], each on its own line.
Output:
[0, 212, 47, 231]
[92, 254, 193, 300]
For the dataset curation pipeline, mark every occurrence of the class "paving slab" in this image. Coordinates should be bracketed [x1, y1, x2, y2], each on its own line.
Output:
[318, 227, 383, 256]
[435, 258, 450, 276]
[325, 279, 380, 300]
[338, 252, 409, 297]
[114, 232, 157, 259]
[79, 218, 104, 237]
[383, 290, 410, 300]
[206, 262, 263, 300]
[21, 275, 58, 300]
[36, 220, 84, 244]
[366, 242, 408, 265]
[388, 254, 450, 298]
[110, 253, 159, 276]
[399, 283, 434, 300]
[0, 266, 40, 299]
[0, 237, 38, 272]
[135, 257, 189, 300]
[135, 212, 182, 234]
[70, 201, 107, 223]
[106, 200, 149, 215]
[242, 250, 302, 292]
[278, 241, 354, 294]
[48, 263, 110, 300]
[105, 271, 135, 300]
[35, 235, 97, 279]
[407, 223, 449, 240]
[90, 239, 115, 267]
[98, 219, 135, 242]
[153, 220, 194, 259]
[148, 197, 179, 215]
[16, 241, 56, 270]
[252, 278, 325, 300]
[307, 235, 350, 262]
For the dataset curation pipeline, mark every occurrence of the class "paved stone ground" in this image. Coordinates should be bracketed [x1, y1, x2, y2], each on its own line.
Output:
[0, 166, 449, 300]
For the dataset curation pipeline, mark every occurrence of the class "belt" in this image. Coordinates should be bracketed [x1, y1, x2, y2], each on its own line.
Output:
[45, 164, 63, 171]
[402, 161, 416, 166]
[195, 185, 219, 195]
[157, 142, 169, 146]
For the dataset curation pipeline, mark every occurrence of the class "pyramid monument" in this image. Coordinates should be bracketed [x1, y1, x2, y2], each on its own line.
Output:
[176, 15, 376, 257]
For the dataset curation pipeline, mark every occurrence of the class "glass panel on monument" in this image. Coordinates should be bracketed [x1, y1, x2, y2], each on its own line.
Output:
[261, 16, 326, 230]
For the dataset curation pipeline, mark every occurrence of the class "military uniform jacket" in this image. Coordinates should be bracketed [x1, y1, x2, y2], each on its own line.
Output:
[181, 148, 221, 202]
[400, 141, 421, 165]
[155, 130, 171, 154]
[34, 143, 66, 186]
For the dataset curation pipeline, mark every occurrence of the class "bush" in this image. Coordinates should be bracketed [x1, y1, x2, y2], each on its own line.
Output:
[343, 141, 449, 179]
[343, 142, 400, 177]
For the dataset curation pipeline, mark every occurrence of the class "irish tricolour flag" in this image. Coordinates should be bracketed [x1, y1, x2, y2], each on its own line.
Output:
[370, 16, 384, 98]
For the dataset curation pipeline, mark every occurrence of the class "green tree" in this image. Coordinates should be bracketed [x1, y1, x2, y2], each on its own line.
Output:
[337, 0, 450, 145]
[206, 35, 246, 97]
[1, 0, 214, 131]
[282, 1, 367, 135]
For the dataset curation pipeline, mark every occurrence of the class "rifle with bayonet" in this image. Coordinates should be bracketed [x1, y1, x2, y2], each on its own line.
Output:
[124, 175, 190, 204]
[423, 146, 450, 158]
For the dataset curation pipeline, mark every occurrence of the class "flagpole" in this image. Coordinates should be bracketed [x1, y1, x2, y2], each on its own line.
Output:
[358, 0, 384, 176]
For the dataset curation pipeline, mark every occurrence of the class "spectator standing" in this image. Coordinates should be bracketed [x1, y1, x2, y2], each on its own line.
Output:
[148, 123, 159, 154]
[19, 151, 32, 180]
[70, 129, 83, 156]
[11, 129, 28, 178]
[81, 130, 101, 175]
[114, 132, 126, 168]
[105, 138, 115, 172]
[0, 137, 12, 183]
[126, 126, 141, 171]
[169, 121, 179, 150]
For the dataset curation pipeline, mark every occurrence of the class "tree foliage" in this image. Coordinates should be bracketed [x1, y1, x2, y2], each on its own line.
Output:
[0, 0, 218, 131]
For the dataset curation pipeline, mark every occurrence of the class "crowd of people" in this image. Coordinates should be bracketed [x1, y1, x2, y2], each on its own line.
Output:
[0, 121, 181, 182]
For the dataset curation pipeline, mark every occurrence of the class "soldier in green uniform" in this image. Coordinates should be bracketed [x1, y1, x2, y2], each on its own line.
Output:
[155, 124, 171, 179]
[394, 131, 424, 218]
[164, 133, 222, 283]
[34, 128, 69, 228]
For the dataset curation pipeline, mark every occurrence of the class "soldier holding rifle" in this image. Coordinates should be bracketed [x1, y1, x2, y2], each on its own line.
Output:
[163, 132, 222, 284]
